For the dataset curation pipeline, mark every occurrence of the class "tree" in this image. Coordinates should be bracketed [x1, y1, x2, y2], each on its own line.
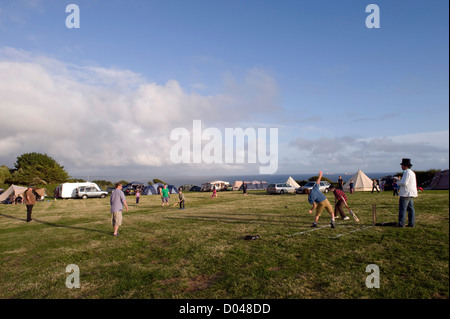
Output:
[11, 153, 69, 185]
[153, 178, 167, 184]
[0, 165, 12, 184]
[308, 175, 333, 184]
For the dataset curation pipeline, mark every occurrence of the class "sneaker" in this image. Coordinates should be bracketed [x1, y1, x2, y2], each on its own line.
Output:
[330, 220, 336, 228]
[311, 223, 317, 228]
[343, 216, 350, 221]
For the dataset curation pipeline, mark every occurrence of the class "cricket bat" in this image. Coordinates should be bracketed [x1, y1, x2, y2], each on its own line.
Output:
[342, 198, 360, 223]
[347, 208, 360, 223]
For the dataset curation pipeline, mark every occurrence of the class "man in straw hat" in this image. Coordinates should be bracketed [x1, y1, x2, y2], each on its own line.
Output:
[396, 158, 418, 227]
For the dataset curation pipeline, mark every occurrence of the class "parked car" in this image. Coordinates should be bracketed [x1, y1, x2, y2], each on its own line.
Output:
[76, 186, 108, 199]
[296, 181, 331, 194]
[267, 183, 297, 194]
[122, 186, 135, 196]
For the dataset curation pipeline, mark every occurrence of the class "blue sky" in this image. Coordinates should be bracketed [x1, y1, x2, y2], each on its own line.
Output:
[0, 0, 448, 179]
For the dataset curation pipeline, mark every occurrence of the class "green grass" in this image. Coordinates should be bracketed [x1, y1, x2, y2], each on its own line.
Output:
[0, 190, 448, 299]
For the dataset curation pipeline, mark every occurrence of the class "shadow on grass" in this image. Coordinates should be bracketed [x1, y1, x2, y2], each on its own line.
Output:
[0, 213, 112, 235]
[164, 213, 308, 226]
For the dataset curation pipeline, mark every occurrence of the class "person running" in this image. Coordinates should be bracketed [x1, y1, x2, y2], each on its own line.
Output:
[211, 185, 218, 199]
[304, 171, 336, 228]
[372, 179, 380, 193]
[329, 185, 350, 220]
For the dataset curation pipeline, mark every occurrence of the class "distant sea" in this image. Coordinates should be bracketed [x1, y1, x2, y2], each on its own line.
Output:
[71, 172, 397, 187]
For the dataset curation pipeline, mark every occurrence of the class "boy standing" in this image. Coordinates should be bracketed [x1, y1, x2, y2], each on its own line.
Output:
[349, 180, 354, 194]
[304, 171, 335, 228]
[177, 189, 185, 209]
[161, 185, 170, 207]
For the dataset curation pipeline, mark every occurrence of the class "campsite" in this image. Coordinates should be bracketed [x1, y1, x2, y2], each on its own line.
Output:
[0, 184, 448, 299]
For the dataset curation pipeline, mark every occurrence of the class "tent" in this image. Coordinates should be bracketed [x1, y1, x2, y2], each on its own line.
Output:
[142, 183, 179, 195]
[429, 170, 449, 190]
[343, 170, 374, 192]
[286, 176, 300, 189]
[233, 181, 268, 190]
[190, 186, 201, 192]
[232, 181, 243, 191]
[0, 185, 28, 202]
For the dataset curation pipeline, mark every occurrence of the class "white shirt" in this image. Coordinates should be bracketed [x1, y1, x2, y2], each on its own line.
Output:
[397, 169, 418, 197]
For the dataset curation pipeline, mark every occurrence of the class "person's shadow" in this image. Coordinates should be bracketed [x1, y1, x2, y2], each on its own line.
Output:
[0, 213, 111, 235]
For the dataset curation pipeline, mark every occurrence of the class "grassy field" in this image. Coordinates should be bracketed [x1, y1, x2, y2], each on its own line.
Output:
[0, 189, 448, 299]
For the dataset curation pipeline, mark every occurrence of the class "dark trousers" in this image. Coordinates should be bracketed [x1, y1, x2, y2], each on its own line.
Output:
[334, 201, 347, 218]
[179, 200, 185, 209]
[26, 205, 34, 221]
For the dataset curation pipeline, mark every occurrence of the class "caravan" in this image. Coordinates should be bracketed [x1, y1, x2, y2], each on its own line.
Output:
[55, 182, 102, 199]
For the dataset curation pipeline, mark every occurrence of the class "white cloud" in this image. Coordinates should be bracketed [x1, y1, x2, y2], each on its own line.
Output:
[287, 131, 449, 172]
[0, 48, 280, 175]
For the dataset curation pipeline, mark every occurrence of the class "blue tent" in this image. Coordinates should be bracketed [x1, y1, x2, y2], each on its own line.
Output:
[142, 183, 179, 195]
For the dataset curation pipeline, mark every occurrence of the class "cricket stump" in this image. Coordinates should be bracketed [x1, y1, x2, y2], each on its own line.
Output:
[372, 204, 377, 226]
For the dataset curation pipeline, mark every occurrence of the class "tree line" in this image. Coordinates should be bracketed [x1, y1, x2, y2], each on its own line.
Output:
[0, 152, 443, 189]
[0, 152, 168, 188]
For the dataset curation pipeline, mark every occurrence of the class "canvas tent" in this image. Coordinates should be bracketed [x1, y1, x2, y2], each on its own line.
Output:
[343, 170, 374, 192]
[232, 181, 243, 191]
[0, 185, 28, 202]
[429, 170, 449, 190]
[0, 185, 46, 202]
[286, 176, 300, 189]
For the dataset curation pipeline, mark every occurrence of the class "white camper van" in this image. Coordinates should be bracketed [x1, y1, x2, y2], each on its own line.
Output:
[55, 182, 102, 199]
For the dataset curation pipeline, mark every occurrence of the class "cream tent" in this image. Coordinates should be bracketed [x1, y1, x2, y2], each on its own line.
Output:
[343, 170, 374, 192]
[286, 176, 300, 189]
[0, 185, 28, 202]
[232, 181, 243, 191]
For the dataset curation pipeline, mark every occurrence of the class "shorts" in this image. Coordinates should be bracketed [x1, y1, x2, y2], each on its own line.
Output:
[111, 211, 123, 226]
[315, 199, 334, 217]
[162, 197, 169, 203]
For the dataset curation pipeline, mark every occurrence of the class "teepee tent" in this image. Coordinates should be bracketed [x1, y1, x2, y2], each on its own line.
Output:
[232, 181, 243, 191]
[0, 185, 28, 202]
[343, 170, 374, 192]
[429, 170, 449, 190]
[286, 176, 300, 189]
